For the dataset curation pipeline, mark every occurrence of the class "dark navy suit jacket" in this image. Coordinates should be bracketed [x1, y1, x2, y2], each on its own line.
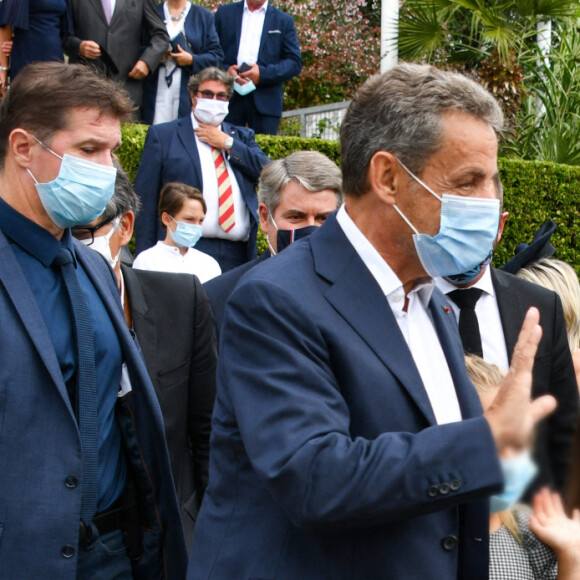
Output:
[214, 1, 302, 118]
[188, 214, 503, 579]
[134, 116, 270, 256]
[141, 3, 224, 125]
[0, 230, 186, 579]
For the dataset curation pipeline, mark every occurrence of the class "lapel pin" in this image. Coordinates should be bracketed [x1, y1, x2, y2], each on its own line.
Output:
[443, 306, 451, 314]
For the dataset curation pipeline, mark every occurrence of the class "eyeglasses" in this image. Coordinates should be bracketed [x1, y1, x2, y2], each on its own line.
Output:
[197, 89, 229, 102]
[71, 215, 116, 246]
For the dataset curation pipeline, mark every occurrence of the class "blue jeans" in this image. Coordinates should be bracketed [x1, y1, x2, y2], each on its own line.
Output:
[76, 529, 133, 579]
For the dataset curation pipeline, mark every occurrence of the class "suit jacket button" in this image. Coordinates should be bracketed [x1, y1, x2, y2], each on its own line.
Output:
[449, 478, 462, 491]
[428, 484, 439, 497]
[62, 544, 75, 558]
[439, 482, 450, 495]
[65, 475, 78, 489]
[442, 535, 458, 551]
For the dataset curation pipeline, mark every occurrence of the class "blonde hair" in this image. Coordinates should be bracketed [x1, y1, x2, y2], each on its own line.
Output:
[516, 258, 580, 351]
[464, 355, 522, 543]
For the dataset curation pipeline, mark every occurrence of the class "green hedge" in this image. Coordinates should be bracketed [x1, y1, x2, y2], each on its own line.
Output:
[118, 123, 580, 272]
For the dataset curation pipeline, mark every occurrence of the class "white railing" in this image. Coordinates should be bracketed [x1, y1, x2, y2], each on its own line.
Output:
[280, 101, 351, 140]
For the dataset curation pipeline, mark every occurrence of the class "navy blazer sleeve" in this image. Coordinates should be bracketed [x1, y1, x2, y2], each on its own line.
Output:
[226, 124, 271, 182]
[218, 273, 502, 530]
[134, 124, 165, 254]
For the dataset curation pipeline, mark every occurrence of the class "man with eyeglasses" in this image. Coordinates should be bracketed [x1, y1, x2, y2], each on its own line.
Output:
[135, 66, 270, 272]
[73, 162, 217, 553]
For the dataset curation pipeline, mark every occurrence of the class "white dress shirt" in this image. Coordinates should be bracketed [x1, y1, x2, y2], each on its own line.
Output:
[336, 206, 462, 425]
[436, 267, 510, 371]
[133, 241, 222, 283]
[237, 0, 268, 65]
[191, 113, 250, 241]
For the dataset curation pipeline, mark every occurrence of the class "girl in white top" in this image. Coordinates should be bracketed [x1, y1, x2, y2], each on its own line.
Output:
[134, 182, 221, 283]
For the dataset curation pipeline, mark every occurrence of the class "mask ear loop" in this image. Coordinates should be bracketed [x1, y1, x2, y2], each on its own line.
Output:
[396, 158, 443, 203]
[267, 210, 278, 256]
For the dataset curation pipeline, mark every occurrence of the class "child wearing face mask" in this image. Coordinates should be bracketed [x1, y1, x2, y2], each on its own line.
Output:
[133, 182, 221, 283]
[465, 355, 580, 579]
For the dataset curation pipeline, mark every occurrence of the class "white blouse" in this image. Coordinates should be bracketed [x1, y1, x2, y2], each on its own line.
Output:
[133, 241, 221, 283]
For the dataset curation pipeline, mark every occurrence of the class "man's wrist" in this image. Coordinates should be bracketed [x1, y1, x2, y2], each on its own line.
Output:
[224, 136, 234, 150]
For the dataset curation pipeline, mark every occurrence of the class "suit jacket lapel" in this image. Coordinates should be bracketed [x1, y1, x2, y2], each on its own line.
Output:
[176, 118, 203, 189]
[109, 0, 126, 27]
[234, 2, 244, 52]
[312, 217, 437, 425]
[88, 0, 109, 26]
[428, 291, 483, 419]
[491, 267, 520, 364]
[121, 264, 149, 320]
[0, 232, 74, 416]
[258, 4, 274, 61]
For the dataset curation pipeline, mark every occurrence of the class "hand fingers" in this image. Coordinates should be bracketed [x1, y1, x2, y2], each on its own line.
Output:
[529, 394, 557, 424]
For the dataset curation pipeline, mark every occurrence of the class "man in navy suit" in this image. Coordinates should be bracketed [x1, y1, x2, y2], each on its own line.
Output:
[214, 0, 302, 135]
[0, 63, 186, 579]
[204, 150, 342, 335]
[188, 64, 556, 579]
[135, 66, 270, 271]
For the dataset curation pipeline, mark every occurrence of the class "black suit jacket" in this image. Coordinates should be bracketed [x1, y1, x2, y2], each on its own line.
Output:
[122, 265, 217, 549]
[491, 268, 578, 493]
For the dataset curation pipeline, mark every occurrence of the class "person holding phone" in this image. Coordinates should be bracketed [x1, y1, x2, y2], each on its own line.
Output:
[141, 0, 223, 125]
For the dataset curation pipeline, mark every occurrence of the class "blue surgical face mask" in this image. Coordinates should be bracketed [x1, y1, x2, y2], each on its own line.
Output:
[393, 160, 500, 278]
[80, 217, 121, 268]
[233, 79, 256, 96]
[27, 137, 117, 230]
[490, 451, 538, 513]
[169, 217, 203, 248]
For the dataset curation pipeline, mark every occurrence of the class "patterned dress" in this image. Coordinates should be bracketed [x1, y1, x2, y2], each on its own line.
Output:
[490, 508, 558, 580]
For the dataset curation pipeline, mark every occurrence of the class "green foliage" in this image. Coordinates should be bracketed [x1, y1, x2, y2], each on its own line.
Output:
[118, 125, 580, 269]
[494, 158, 580, 273]
[501, 25, 580, 165]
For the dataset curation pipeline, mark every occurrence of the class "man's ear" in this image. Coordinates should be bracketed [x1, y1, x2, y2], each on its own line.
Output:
[9, 129, 37, 168]
[258, 202, 271, 234]
[496, 211, 509, 244]
[366, 151, 402, 205]
[118, 211, 134, 246]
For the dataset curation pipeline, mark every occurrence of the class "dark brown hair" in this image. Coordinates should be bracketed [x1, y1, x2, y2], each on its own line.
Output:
[0, 62, 135, 168]
[158, 182, 206, 229]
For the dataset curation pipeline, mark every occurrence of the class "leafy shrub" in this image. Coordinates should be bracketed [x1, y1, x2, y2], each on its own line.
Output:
[118, 124, 580, 271]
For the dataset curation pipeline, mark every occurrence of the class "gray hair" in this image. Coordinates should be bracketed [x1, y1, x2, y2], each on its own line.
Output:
[100, 159, 142, 221]
[340, 63, 504, 197]
[187, 67, 234, 97]
[258, 151, 343, 214]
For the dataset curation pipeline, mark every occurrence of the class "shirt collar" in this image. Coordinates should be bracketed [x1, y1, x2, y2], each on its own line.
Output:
[243, 0, 268, 14]
[435, 264, 495, 297]
[0, 197, 74, 267]
[335, 204, 436, 306]
[156, 240, 188, 256]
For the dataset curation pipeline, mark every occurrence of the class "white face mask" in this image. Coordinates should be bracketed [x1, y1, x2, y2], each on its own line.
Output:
[81, 217, 121, 268]
[194, 98, 229, 126]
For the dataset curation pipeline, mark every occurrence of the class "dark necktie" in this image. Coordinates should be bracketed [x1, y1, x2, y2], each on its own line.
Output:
[53, 248, 98, 525]
[447, 288, 484, 357]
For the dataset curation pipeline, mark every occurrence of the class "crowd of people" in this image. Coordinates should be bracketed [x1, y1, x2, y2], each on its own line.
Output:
[0, 4, 580, 580]
[0, 0, 302, 134]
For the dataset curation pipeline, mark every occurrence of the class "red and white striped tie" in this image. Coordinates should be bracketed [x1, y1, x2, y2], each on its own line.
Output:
[212, 147, 235, 232]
